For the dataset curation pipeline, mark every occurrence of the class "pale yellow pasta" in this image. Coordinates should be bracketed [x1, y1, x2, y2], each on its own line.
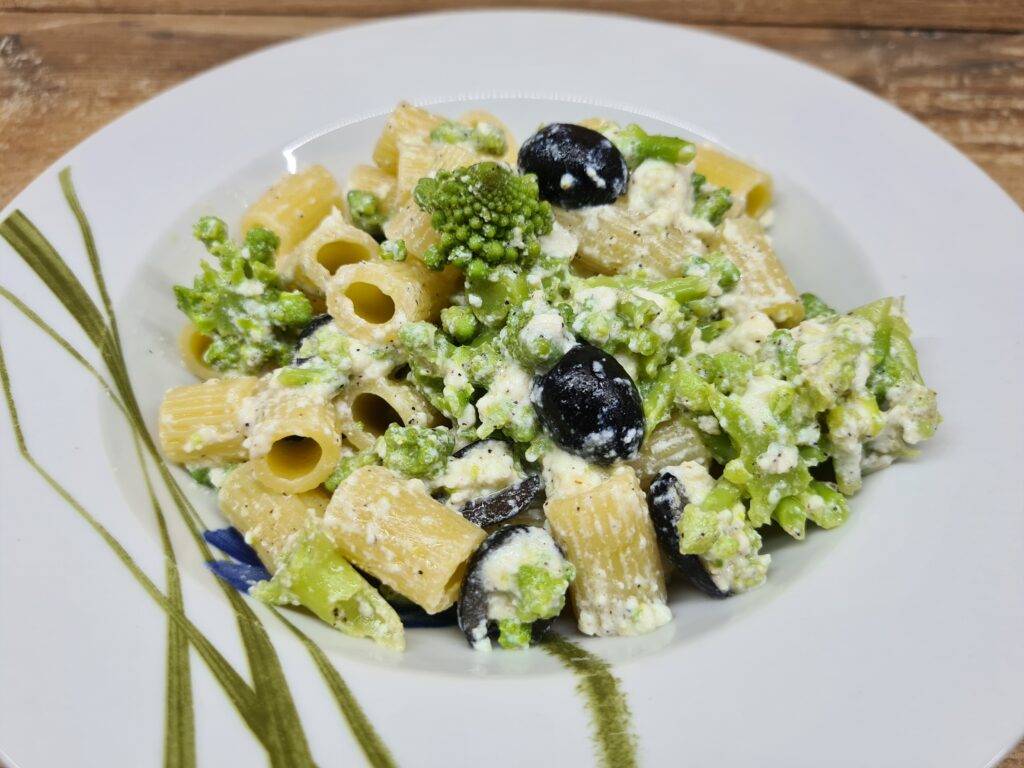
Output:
[696, 145, 773, 218]
[714, 216, 804, 326]
[240, 165, 342, 264]
[555, 204, 701, 277]
[336, 378, 442, 450]
[381, 200, 440, 261]
[628, 418, 711, 488]
[247, 386, 342, 494]
[218, 460, 330, 571]
[288, 208, 379, 295]
[344, 164, 396, 205]
[324, 465, 486, 613]
[372, 102, 445, 174]
[158, 377, 259, 464]
[177, 324, 218, 380]
[394, 140, 481, 202]
[458, 108, 518, 166]
[326, 259, 452, 344]
[544, 467, 669, 637]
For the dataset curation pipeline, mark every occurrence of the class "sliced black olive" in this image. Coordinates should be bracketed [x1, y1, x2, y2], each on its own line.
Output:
[292, 313, 333, 364]
[459, 475, 544, 528]
[646, 470, 729, 598]
[532, 343, 644, 463]
[457, 525, 564, 649]
[518, 123, 628, 209]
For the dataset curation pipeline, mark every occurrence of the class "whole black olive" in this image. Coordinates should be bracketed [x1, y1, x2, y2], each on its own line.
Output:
[532, 343, 644, 463]
[646, 470, 729, 598]
[459, 475, 544, 528]
[518, 123, 628, 209]
[292, 313, 333, 364]
[457, 525, 566, 649]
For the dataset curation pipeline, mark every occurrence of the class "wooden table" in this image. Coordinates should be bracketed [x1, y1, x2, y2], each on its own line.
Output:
[1, 1, 1022, 764]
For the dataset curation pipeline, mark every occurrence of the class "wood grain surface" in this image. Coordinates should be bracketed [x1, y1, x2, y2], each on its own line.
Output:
[0, 4, 1022, 764]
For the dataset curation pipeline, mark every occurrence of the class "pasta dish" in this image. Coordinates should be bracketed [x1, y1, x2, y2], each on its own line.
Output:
[158, 103, 940, 651]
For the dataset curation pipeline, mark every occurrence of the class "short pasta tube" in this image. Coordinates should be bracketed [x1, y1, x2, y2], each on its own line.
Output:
[247, 387, 342, 494]
[158, 377, 259, 464]
[695, 145, 773, 218]
[218, 460, 330, 571]
[381, 200, 440, 262]
[326, 259, 449, 343]
[555, 205, 704, 278]
[372, 102, 445, 174]
[628, 417, 711, 488]
[336, 378, 442, 450]
[177, 323, 218, 380]
[289, 208, 379, 295]
[715, 216, 804, 326]
[458, 108, 519, 166]
[324, 465, 486, 613]
[544, 466, 670, 637]
[240, 165, 342, 263]
[395, 140, 481, 202]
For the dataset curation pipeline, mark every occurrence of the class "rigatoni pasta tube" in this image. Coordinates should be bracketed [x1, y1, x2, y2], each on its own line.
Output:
[544, 466, 670, 637]
[177, 323, 218, 381]
[628, 417, 711, 488]
[372, 102, 444, 174]
[240, 165, 342, 262]
[695, 145, 773, 218]
[715, 216, 804, 326]
[159, 377, 259, 464]
[344, 164, 396, 205]
[218, 461, 330, 571]
[325, 466, 486, 613]
[382, 200, 440, 262]
[326, 259, 455, 344]
[336, 378, 442, 450]
[247, 386, 342, 494]
[395, 140, 481, 201]
[288, 208, 379, 295]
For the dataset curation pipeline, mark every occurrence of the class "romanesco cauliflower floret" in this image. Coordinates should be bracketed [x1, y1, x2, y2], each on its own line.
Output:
[375, 424, 455, 479]
[173, 216, 312, 374]
[414, 162, 553, 273]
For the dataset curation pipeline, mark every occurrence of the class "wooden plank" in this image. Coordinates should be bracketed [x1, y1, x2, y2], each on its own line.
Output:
[2, 12, 1021, 209]
[3, 0, 1024, 33]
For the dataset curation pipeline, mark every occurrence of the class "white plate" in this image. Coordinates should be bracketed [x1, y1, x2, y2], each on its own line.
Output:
[1, 10, 1022, 767]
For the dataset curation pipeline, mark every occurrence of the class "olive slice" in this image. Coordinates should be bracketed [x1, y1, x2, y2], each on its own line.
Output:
[459, 475, 544, 528]
[646, 470, 729, 598]
[518, 123, 628, 209]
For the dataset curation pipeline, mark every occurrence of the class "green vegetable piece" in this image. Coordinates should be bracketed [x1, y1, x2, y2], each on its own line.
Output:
[252, 529, 404, 650]
[346, 190, 387, 239]
[324, 450, 379, 493]
[414, 162, 552, 273]
[430, 120, 507, 156]
[440, 305, 480, 343]
[497, 619, 532, 650]
[805, 481, 849, 529]
[466, 266, 531, 327]
[691, 173, 733, 226]
[379, 238, 407, 262]
[497, 561, 575, 650]
[188, 466, 213, 487]
[375, 424, 455, 479]
[609, 123, 696, 169]
[801, 292, 837, 319]
[277, 322, 353, 390]
[773, 496, 807, 539]
[173, 217, 313, 374]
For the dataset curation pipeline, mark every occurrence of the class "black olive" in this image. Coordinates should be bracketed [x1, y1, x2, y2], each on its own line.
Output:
[646, 470, 729, 598]
[532, 343, 644, 463]
[459, 475, 544, 528]
[457, 525, 562, 649]
[451, 438, 504, 460]
[292, 313, 333, 364]
[518, 123, 628, 209]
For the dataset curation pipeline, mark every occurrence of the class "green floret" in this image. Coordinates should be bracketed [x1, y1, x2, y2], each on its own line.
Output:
[173, 217, 313, 374]
[346, 190, 387, 239]
[324, 450, 379, 494]
[413, 162, 553, 273]
[430, 120, 508, 156]
[801, 292, 837, 320]
[276, 322, 352, 389]
[379, 239, 407, 262]
[440, 305, 480, 343]
[498, 561, 575, 650]
[691, 173, 733, 226]
[608, 123, 696, 169]
[375, 424, 455, 479]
